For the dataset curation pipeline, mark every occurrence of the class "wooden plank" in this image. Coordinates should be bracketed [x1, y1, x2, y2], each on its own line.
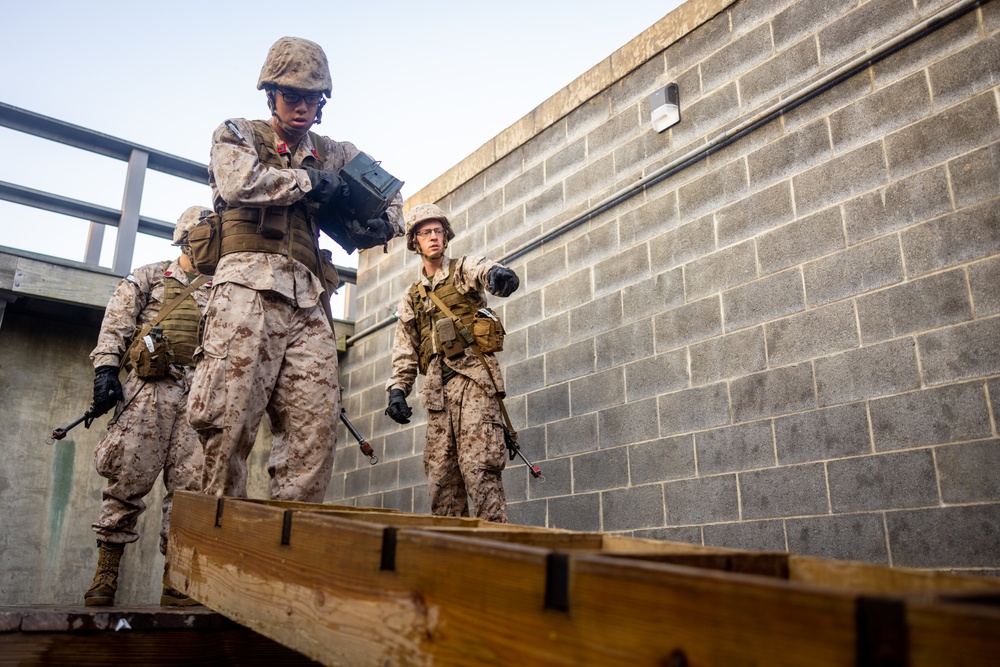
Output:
[907, 599, 1000, 666]
[789, 555, 1000, 595]
[8, 256, 117, 309]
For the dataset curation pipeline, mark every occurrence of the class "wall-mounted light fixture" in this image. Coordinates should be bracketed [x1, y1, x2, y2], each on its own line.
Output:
[650, 83, 680, 132]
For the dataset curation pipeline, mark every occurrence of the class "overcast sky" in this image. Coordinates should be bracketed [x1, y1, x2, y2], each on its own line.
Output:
[0, 0, 682, 280]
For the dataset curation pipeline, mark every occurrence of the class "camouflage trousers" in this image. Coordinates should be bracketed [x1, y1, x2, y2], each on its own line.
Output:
[188, 283, 339, 502]
[424, 373, 508, 523]
[92, 368, 203, 555]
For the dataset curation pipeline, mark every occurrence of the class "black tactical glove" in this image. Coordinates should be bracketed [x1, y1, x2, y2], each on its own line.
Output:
[304, 168, 351, 207]
[347, 216, 395, 250]
[92, 365, 123, 416]
[385, 388, 412, 424]
[487, 266, 520, 297]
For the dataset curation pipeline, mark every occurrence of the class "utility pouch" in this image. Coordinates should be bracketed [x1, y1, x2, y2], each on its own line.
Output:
[473, 308, 505, 353]
[319, 249, 341, 292]
[128, 326, 174, 379]
[257, 208, 287, 240]
[186, 212, 222, 275]
[435, 317, 466, 359]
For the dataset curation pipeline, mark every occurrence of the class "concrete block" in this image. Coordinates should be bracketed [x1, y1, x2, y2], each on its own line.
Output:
[704, 519, 787, 552]
[504, 462, 529, 505]
[611, 51, 666, 116]
[748, 119, 831, 192]
[602, 484, 666, 531]
[669, 83, 741, 153]
[804, 236, 903, 307]
[686, 241, 757, 301]
[970, 256, 1000, 317]
[594, 243, 650, 298]
[669, 11, 732, 73]
[830, 72, 932, 154]
[548, 493, 601, 532]
[382, 428, 415, 461]
[624, 349, 689, 401]
[566, 95, 609, 143]
[566, 218, 620, 268]
[547, 413, 599, 458]
[741, 463, 829, 519]
[599, 397, 660, 448]
[649, 215, 716, 272]
[689, 327, 767, 385]
[546, 338, 595, 386]
[723, 268, 805, 331]
[619, 192, 679, 248]
[901, 198, 1000, 278]
[525, 182, 565, 227]
[929, 33, 1000, 109]
[382, 487, 413, 513]
[766, 300, 859, 367]
[844, 166, 955, 246]
[588, 105, 641, 159]
[937, 440, 1000, 503]
[596, 318, 655, 371]
[828, 449, 938, 512]
[757, 206, 846, 276]
[573, 446, 630, 493]
[508, 499, 546, 528]
[629, 435, 697, 485]
[468, 188, 504, 230]
[818, 0, 914, 67]
[398, 455, 427, 489]
[344, 467, 370, 499]
[570, 367, 625, 416]
[732, 363, 816, 422]
[527, 312, 568, 358]
[506, 354, 546, 396]
[888, 505, 1000, 568]
[565, 153, 615, 208]
[696, 421, 776, 475]
[918, 316, 1000, 386]
[786, 514, 889, 563]
[815, 338, 920, 406]
[677, 158, 749, 224]
[886, 92, 1000, 179]
[484, 146, 524, 194]
[666, 474, 740, 525]
[772, 0, 858, 52]
[857, 269, 972, 344]
[949, 143, 1000, 210]
[872, 6, 979, 86]
[570, 291, 623, 340]
[703, 22, 774, 90]
[654, 295, 723, 352]
[775, 402, 871, 464]
[526, 383, 570, 427]
[543, 268, 592, 316]
[622, 269, 685, 323]
[793, 141, 889, 217]
[527, 456, 572, 500]
[526, 246, 567, 291]
[505, 289, 543, 332]
[659, 382, 732, 436]
[740, 38, 820, 111]
[542, 138, 585, 188]
[717, 181, 795, 247]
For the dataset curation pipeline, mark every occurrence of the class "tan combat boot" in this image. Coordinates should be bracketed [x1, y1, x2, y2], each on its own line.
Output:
[83, 541, 125, 607]
[161, 565, 201, 607]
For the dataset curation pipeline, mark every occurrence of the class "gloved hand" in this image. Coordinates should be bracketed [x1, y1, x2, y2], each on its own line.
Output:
[348, 216, 395, 250]
[488, 266, 520, 297]
[304, 168, 350, 206]
[385, 388, 412, 424]
[92, 365, 123, 416]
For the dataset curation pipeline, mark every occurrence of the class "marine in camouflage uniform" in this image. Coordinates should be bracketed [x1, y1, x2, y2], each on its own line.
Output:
[385, 204, 521, 522]
[84, 206, 212, 607]
[187, 36, 403, 502]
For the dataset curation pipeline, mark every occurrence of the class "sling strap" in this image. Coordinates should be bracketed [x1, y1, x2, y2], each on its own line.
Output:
[120, 274, 210, 371]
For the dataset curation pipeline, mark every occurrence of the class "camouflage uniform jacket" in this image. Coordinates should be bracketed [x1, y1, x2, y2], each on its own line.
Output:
[90, 259, 211, 369]
[209, 117, 404, 308]
[387, 255, 505, 411]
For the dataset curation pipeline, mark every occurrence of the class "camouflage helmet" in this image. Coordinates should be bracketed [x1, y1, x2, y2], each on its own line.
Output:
[173, 206, 211, 245]
[257, 37, 333, 96]
[405, 203, 455, 252]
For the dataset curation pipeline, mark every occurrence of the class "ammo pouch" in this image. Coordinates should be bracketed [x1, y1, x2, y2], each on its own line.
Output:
[473, 308, 505, 353]
[434, 317, 468, 359]
[186, 212, 222, 275]
[128, 327, 174, 379]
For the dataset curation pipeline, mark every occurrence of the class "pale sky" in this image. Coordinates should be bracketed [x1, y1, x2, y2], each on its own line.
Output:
[0, 0, 682, 292]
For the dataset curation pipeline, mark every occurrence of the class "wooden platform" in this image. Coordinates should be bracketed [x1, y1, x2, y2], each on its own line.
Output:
[0, 605, 321, 666]
[167, 491, 1000, 666]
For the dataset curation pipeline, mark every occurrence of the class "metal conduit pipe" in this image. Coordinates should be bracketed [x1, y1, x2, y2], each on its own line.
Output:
[347, 0, 983, 346]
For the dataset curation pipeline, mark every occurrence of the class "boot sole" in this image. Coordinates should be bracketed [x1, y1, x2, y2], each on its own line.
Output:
[160, 595, 203, 607]
[84, 596, 114, 607]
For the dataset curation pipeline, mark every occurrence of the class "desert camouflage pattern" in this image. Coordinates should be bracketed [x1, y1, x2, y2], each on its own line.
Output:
[387, 255, 508, 522]
[257, 36, 333, 96]
[187, 282, 340, 502]
[90, 259, 210, 554]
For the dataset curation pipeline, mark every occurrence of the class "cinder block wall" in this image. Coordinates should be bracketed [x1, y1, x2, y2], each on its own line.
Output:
[336, 0, 1000, 574]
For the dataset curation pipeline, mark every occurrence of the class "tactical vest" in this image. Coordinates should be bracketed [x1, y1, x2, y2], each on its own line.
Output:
[216, 120, 324, 276]
[158, 274, 203, 366]
[409, 265, 481, 374]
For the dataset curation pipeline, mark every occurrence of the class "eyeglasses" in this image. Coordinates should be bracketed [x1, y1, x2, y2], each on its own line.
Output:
[415, 227, 446, 238]
[275, 89, 324, 105]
